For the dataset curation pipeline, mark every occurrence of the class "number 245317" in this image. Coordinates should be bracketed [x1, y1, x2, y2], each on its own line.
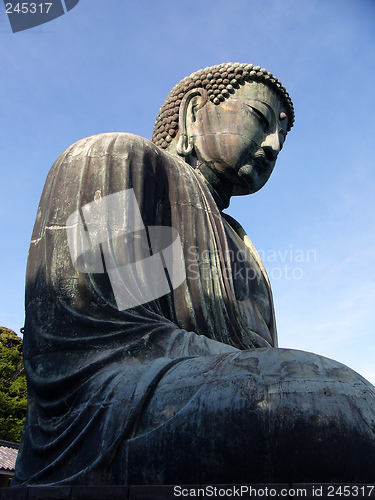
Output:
[5, 3, 52, 14]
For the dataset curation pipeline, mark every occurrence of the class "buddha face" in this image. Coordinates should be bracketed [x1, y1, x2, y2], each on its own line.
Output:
[186, 82, 288, 195]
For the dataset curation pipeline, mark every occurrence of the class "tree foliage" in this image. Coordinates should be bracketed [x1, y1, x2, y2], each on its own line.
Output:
[0, 326, 27, 442]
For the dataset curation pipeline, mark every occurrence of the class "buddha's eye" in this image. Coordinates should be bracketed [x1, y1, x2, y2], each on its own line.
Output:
[246, 104, 270, 129]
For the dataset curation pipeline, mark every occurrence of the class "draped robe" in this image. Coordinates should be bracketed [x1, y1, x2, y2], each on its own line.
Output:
[13, 133, 375, 485]
[14, 133, 276, 484]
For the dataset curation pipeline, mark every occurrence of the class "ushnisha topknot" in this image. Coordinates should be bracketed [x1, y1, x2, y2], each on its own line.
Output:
[152, 62, 295, 150]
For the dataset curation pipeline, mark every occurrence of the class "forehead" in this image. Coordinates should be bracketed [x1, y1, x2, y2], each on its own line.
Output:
[228, 81, 286, 113]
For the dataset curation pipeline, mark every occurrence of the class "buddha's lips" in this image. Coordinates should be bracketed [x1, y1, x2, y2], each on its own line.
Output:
[251, 151, 270, 173]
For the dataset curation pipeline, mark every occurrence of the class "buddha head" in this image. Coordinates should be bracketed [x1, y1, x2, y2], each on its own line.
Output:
[152, 63, 294, 205]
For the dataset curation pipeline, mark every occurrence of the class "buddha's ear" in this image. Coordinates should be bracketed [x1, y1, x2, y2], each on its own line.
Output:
[176, 88, 207, 157]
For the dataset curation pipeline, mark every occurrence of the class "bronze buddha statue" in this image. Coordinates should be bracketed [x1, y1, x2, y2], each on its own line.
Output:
[13, 63, 375, 486]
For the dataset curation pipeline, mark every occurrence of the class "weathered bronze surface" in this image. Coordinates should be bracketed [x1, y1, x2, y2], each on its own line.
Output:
[13, 63, 375, 485]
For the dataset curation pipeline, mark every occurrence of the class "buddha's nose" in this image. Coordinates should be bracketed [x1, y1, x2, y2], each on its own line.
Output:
[261, 132, 280, 161]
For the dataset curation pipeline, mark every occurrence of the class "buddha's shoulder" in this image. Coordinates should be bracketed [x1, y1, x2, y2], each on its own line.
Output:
[66, 132, 155, 155]
[58, 132, 183, 169]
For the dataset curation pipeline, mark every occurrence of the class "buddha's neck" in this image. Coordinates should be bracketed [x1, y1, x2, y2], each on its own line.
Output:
[194, 160, 233, 211]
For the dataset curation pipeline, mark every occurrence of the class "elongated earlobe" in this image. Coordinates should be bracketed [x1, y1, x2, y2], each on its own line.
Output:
[176, 88, 207, 157]
[176, 133, 194, 157]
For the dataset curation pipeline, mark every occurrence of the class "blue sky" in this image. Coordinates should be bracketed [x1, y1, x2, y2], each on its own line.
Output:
[1, 0, 375, 383]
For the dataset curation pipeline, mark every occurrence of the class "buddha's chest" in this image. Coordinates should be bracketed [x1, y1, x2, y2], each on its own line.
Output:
[223, 220, 273, 343]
